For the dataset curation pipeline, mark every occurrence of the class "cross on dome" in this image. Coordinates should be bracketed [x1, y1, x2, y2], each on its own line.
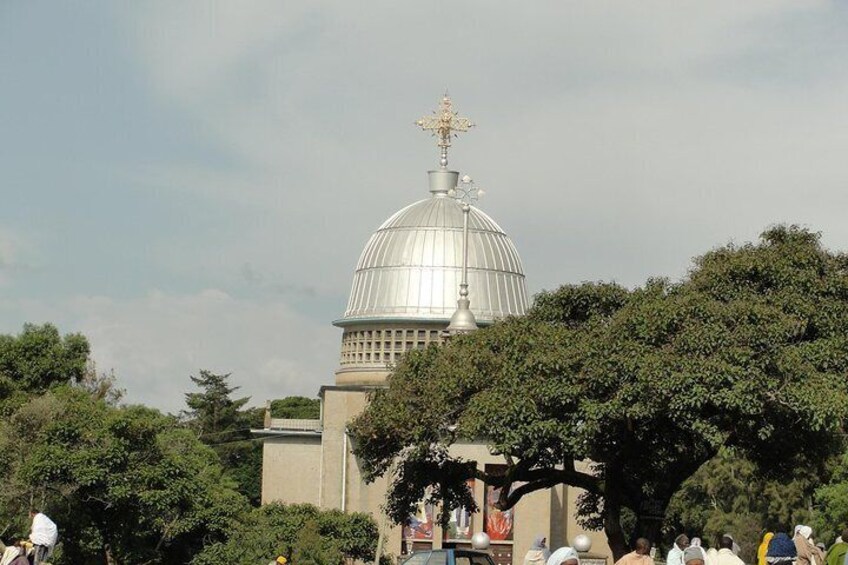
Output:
[415, 93, 474, 168]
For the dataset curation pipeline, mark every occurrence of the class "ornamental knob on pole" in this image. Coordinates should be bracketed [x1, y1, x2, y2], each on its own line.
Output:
[573, 534, 592, 553]
[471, 532, 491, 550]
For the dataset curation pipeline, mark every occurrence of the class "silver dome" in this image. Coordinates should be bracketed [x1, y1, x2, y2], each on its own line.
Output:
[337, 190, 528, 326]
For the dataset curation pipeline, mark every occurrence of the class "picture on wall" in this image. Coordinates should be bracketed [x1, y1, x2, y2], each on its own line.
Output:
[403, 500, 435, 540]
[444, 479, 475, 541]
[484, 465, 514, 541]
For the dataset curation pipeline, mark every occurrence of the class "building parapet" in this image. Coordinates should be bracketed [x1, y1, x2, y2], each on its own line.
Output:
[268, 418, 322, 432]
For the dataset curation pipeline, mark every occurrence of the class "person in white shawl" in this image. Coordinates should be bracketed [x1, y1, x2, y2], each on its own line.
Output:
[547, 547, 580, 565]
[667, 535, 690, 565]
[0, 541, 26, 565]
[689, 538, 708, 562]
[524, 535, 551, 565]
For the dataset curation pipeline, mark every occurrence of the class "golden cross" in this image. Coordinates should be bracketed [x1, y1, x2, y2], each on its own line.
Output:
[416, 94, 474, 168]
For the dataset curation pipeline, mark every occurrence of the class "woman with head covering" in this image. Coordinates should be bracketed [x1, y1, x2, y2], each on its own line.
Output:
[667, 534, 690, 565]
[547, 547, 579, 565]
[690, 538, 708, 563]
[767, 533, 797, 565]
[759, 533, 775, 565]
[525, 535, 552, 565]
[795, 526, 821, 565]
[723, 534, 741, 556]
[825, 528, 848, 565]
[684, 547, 706, 565]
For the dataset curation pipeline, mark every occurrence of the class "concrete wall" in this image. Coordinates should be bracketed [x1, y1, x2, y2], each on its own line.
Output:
[262, 435, 322, 505]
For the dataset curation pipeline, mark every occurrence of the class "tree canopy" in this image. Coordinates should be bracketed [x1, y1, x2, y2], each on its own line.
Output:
[812, 449, 848, 546]
[0, 323, 89, 414]
[271, 396, 320, 419]
[664, 447, 830, 563]
[0, 325, 386, 565]
[0, 386, 247, 563]
[192, 503, 380, 565]
[350, 226, 848, 558]
[183, 370, 264, 505]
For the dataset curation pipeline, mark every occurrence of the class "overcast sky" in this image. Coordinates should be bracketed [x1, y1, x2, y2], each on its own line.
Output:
[1, 1, 847, 413]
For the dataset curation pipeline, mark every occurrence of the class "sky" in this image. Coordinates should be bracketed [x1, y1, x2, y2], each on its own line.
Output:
[1, 1, 847, 413]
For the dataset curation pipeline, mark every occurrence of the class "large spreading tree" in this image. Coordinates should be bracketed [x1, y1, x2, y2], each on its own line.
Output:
[350, 226, 848, 559]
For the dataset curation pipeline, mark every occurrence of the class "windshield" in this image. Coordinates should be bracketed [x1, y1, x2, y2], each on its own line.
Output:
[455, 552, 496, 565]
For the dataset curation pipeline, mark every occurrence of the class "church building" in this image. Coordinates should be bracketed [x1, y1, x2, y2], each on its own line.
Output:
[256, 96, 612, 565]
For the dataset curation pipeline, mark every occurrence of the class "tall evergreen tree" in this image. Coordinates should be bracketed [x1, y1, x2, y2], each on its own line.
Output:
[184, 370, 250, 440]
[184, 370, 263, 505]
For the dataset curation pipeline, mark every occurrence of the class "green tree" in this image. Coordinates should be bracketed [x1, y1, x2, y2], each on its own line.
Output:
[292, 520, 342, 565]
[192, 503, 379, 565]
[813, 450, 848, 546]
[184, 370, 263, 505]
[0, 386, 248, 564]
[271, 396, 320, 419]
[184, 370, 251, 439]
[665, 448, 827, 562]
[350, 226, 848, 559]
[0, 323, 89, 414]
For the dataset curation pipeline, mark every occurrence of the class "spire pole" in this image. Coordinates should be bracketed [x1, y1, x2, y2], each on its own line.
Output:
[446, 175, 484, 334]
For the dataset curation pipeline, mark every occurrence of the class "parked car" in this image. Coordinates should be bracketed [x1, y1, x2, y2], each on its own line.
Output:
[401, 549, 496, 565]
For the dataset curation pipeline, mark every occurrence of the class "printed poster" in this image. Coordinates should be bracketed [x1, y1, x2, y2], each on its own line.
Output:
[484, 466, 514, 541]
[444, 479, 475, 541]
[403, 501, 434, 540]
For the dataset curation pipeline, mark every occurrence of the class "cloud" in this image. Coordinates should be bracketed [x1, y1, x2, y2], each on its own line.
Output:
[4, 1, 844, 414]
[0, 228, 35, 286]
[8, 289, 339, 414]
[113, 1, 848, 296]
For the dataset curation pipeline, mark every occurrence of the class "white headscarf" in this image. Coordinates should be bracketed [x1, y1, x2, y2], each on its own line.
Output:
[547, 547, 580, 565]
[797, 526, 813, 540]
[688, 539, 707, 561]
[724, 534, 741, 555]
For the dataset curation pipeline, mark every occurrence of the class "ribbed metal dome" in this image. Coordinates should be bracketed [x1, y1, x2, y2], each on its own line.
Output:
[337, 190, 528, 325]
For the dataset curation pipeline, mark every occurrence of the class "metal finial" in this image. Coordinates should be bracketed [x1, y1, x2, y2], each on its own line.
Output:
[415, 94, 474, 168]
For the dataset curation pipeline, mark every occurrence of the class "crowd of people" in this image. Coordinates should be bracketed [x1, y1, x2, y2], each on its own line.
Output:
[524, 526, 848, 565]
[0, 509, 58, 565]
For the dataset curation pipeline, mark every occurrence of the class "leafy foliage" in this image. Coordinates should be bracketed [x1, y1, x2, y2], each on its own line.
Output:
[813, 450, 848, 546]
[271, 396, 320, 419]
[293, 520, 343, 565]
[0, 323, 89, 415]
[184, 370, 251, 440]
[0, 386, 248, 564]
[184, 370, 263, 505]
[192, 503, 379, 565]
[350, 226, 848, 558]
[665, 448, 829, 562]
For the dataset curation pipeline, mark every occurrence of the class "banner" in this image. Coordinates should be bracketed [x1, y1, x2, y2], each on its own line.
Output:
[403, 501, 434, 540]
[444, 479, 475, 541]
[484, 465, 514, 541]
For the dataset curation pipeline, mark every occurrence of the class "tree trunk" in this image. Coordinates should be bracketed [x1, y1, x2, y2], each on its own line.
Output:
[603, 472, 629, 562]
[605, 513, 629, 562]
[633, 516, 664, 551]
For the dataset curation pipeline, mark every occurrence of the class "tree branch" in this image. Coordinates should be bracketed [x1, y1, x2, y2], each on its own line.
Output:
[484, 461, 603, 511]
